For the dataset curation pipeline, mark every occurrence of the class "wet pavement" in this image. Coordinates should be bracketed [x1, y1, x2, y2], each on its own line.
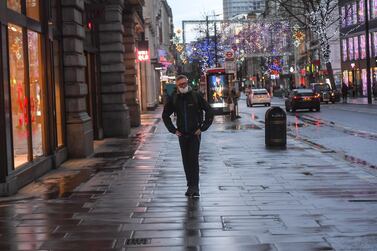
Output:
[1, 106, 377, 250]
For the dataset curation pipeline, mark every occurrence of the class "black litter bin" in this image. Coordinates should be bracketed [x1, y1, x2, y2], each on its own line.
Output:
[265, 107, 286, 148]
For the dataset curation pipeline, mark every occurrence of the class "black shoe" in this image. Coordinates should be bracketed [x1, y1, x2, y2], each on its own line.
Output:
[185, 187, 200, 197]
[191, 191, 200, 197]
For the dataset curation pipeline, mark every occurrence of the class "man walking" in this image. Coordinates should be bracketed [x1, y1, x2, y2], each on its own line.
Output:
[162, 75, 214, 197]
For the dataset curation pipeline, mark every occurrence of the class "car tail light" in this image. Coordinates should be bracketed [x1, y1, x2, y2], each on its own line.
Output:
[267, 93, 270, 97]
[314, 93, 320, 99]
[293, 96, 300, 100]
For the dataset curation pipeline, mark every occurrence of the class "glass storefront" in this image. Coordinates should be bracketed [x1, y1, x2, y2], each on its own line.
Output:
[27, 30, 44, 158]
[7, 24, 45, 168]
[8, 24, 28, 167]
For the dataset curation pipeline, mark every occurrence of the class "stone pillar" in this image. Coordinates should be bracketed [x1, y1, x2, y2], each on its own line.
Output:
[62, 0, 93, 158]
[123, 12, 141, 127]
[144, 27, 158, 110]
[99, 1, 131, 136]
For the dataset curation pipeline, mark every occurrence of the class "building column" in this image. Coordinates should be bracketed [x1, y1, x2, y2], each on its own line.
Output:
[62, 0, 93, 158]
[123, 12, 141, 127]
[99, 1, 131, 136]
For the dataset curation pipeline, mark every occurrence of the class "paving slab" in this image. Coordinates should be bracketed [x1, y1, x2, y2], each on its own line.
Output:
[0, 108, 377, 250]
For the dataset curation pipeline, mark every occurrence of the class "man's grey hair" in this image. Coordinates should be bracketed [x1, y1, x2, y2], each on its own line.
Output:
[176, 75, 188, 82]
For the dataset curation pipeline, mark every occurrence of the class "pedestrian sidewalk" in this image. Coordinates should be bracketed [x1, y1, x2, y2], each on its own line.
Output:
[1, 106, 377, 250]
[347, 96, 377, 105]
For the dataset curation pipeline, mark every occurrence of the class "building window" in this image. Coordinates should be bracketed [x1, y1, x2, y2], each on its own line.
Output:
[8, 24, 45, 168]
[374, 32, 377, 56]
[362, 69, 367, 95]
[343, 70, 349, 86]
[7, 0, 21, 13]
[347, 4, 353, 25]
[342, 39, 348, 62]
[360, 35, 366, 59]
[341, 7, 346, 27]
[354, 36, 359, 59]
[27, 30, 44, 159]
[359, 0, 365, 23]
[26, 0, 40, 21]
[373, 0, 377, 18]
[348, 37, 354, 60]
[353, 2, 358, 24]
[8, 24, 28, 167]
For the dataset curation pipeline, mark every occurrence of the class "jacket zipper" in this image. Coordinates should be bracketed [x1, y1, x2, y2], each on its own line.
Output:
[184, 98, 188, 132]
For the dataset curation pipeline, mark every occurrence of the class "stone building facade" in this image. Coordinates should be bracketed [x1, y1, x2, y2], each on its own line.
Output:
[142, 0, 173, 111]
[0, 0, 173, 195]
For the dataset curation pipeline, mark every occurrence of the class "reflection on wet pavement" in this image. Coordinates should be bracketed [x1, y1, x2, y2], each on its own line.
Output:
[1, 107, 377, 250]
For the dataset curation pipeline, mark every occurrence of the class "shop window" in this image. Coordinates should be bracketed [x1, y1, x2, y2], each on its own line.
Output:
[26, 0, 40, 21]
[373, 0, 377, 19]
[8, 24, 28, 167]
[8, 24, 45, 168]
[7, 0, 21, 13]
[27, 30, 44, 158]
[343, 71, 349, 86]
[374, 32, 377, 56]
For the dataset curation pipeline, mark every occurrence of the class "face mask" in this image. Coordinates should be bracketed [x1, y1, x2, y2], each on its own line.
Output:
[178, 86, 189, 93]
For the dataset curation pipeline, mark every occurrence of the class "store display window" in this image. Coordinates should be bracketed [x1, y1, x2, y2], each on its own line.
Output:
[8, 24, 29, 167]
[7, 24, 45, 168]
[27, 30, 44, 158]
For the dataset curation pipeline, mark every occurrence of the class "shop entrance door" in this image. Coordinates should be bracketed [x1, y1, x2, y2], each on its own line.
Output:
[85, 52, 102, 139]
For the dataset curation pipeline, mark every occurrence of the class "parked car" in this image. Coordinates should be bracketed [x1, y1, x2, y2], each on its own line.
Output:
[311, 82, 340, 103]
[285, 89, 320, 112]
[247, 88, 271, 107]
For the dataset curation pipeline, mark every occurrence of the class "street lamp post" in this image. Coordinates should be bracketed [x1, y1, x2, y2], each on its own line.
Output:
[351, 62, 356, 97]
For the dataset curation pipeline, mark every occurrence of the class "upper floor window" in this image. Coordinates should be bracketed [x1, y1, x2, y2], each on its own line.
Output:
[341, 7, 346, 27]
[7, 0, 40, 21]
[359, 0, 365, 23]
[27, 0, 40, 21]
[342, 39, 348, 62]
[7, 0, 21, 13]
[353, 2, 358, 25]
[372, 0, 377, 18]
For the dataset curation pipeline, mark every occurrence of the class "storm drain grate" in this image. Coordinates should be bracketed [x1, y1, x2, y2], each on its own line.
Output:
[219, 186, 245, 191]
[125, 238, 152, 245]
[348, 200, 377, 203]
[93, 151, 130, 158]
[221, 215, 283, 231]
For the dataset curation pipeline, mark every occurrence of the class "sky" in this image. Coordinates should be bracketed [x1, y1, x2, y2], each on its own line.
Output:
[166, 0, 223, 41]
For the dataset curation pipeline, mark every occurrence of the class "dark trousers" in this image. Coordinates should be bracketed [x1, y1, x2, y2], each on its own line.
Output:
[179, 134, 201, 188]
